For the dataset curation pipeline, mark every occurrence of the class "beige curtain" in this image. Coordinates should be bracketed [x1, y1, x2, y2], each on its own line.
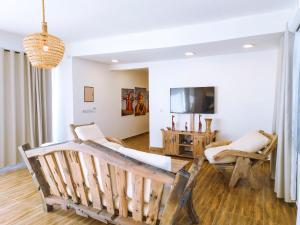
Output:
[0, 49, 52, 168]
[271, 29, 297, 202]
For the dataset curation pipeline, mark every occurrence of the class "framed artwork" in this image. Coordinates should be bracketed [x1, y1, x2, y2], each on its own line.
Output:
[84, 86, 94, 102]
[134, 87, 147, 116]
[121, 88, 134, 116]
[145, 91, 149, 113]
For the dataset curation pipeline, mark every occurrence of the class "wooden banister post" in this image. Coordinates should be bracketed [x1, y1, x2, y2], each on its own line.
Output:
[18, 143, 53, 212]
[160, 169, 190, 225]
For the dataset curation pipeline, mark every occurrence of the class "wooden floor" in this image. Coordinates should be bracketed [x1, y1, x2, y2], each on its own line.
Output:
[0, 133, 296, 225]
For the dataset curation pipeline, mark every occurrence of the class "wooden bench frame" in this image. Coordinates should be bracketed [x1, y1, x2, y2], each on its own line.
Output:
[206, 130, 278, 189]
[19, 141, 204, 225]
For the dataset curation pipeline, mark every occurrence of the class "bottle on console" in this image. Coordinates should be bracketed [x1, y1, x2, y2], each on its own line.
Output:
[198, 114, 202, 132]
[172, 115, 175, 131]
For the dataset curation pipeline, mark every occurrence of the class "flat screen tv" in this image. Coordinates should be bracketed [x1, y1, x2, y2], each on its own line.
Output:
[170, 87, 215, 114]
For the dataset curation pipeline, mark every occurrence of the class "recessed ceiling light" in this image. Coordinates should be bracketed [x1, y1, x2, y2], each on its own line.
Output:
[111, 59, 119, 63]
[243, 43, 255, 49]
[185, 52, 195, 56]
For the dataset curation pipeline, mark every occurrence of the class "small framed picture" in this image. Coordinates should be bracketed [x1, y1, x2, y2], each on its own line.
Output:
[84, 86, 94, 102]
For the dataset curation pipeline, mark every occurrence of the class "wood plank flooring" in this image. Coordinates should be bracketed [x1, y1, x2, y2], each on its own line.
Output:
[0, 133, 296, 225]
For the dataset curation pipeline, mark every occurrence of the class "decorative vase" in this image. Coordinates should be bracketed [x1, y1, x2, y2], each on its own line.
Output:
[185, 122, 188, 132]
[205, 118, 212, 133]
[198, 114, 202, 132]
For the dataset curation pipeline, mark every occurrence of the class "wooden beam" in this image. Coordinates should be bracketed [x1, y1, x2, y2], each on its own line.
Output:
[146, 181, 164, 225]
[65, 151, 89, 206]
[55, 151, 78, 203]
[132, 174, 144, 222]
[115, 167, 128, 217]
[18, 144, 53, 212]
[25, 141, 176, 185]
[160, 169, 190, 225]
[82, 153, 103, 210]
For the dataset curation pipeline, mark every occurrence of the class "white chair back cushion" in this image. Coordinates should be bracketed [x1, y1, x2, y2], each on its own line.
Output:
[228, 131, 270, 153]
[75, 124, 105, 140]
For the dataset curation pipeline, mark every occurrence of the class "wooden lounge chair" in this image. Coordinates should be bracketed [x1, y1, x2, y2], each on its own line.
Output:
[204, 130, 277, 189]
[19, 141, 204, 225]
[70, 122, 126, 146]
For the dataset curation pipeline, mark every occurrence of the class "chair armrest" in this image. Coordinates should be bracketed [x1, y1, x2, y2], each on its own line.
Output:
[213, 150, 266, 161]
[205, 140, 232, 148]
[105, 136, 126, 146]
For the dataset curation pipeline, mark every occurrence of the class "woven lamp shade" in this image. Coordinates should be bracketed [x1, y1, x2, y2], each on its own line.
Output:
[24, 29, 65, 69]
[23, 0, 65, 69]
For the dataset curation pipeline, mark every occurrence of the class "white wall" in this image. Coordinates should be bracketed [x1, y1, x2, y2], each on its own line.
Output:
[52, 56, 74, 142]
[149, 49, 278, 147]
[0, 30, 23, 52]
[72, 58, 149, 139]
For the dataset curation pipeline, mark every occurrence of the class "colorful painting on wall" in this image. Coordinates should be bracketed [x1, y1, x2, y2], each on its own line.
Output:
[134, 87, 147, 116]
[121, 88, 135, 116]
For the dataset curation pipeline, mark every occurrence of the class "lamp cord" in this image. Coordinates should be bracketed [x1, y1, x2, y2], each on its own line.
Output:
[42, 0, 45, 23]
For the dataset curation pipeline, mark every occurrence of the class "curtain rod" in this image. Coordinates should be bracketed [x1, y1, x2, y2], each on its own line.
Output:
[3, 49, 24, 54]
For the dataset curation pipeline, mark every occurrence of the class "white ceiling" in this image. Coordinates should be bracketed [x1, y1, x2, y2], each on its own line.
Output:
[0, 0, 296, 42]
[81, 33, 282, 64]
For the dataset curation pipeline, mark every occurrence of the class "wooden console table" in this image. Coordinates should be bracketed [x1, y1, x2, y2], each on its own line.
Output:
[161, 129, 217, 158]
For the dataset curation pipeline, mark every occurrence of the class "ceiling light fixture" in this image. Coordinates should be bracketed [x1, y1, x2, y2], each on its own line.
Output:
[112, 59, 119, 63]
[185, 52, 195, 56]
[243, 43, 255, 49]
[23, 0, 65, 69]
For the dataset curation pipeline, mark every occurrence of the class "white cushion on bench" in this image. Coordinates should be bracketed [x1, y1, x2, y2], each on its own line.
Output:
[75, 124, 105, 140]
[204, 131, 270, 164]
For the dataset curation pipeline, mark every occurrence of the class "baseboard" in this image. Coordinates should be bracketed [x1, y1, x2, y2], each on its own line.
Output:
[0, 162, 26, 175]
[122, 132, 149, 140]
[149, 146, 163, 154]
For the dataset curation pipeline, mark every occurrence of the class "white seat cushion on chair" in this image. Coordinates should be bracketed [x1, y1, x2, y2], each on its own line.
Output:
[205, 145, 236, 164]
[75, 124, 105, 141]
[204, 131, 270, 164]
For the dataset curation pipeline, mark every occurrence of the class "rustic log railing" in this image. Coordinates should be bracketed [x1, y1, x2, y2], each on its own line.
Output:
[19, 141, 204, 225]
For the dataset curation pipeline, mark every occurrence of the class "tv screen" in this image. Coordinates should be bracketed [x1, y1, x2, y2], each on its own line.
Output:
[170, 87, 215, 114]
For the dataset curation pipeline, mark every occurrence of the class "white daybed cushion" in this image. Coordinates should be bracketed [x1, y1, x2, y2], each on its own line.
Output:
[75, 124, 105, 140]
[74, 124, 171, 171]
[204, 131, 270, 164]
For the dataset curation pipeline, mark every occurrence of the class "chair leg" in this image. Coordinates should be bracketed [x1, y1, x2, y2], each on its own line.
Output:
[229, 157, 259, 189]
[185, 191, 199, 224]
[214, 165, 226, 176]
[229, 157, 251, 188]
[42, 203, 53, 212]
[229, 167, 241, 188]
[248, 168, 259, 190]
